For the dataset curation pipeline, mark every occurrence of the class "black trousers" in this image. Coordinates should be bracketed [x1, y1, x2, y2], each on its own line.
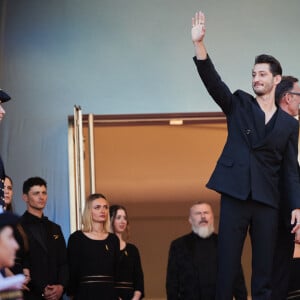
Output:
[215, 194, 278, 300]
[271, 213, 295, 300]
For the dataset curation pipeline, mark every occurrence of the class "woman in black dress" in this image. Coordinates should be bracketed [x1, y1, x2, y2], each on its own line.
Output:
[110, 205, 144, 300]
[67, 193, 120, 300]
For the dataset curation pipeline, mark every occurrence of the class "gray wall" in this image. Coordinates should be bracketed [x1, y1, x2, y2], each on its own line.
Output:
[0, 0, 300, 240]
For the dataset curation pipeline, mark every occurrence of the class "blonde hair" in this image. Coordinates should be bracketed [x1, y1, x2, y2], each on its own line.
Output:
[82, 193, 111, 233]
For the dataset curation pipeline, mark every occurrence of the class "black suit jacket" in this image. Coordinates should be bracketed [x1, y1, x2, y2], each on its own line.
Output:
[20, 211, 68, 300]
[193, 56, 300, 209]
[0, 156, 5, 207]
[166, 232, 247, 300]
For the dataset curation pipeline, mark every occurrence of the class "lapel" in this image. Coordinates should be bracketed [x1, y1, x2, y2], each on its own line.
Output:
[236, 97, 265, 148]
[23, 212, 48, 253]
[263, 108, 289, 145]
[252, 107, 287, 149]
[247, 102, 288, 149]
[27, 223, 48, 253]
[250, 101, 266, 145]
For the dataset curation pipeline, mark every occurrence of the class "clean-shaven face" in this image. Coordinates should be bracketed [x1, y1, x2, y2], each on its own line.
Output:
[113, 209, 128, 234]
[91, 197, 109, 223]
[4, 177, 13, 207]
[0, 104, 5, 122]
[0, 226, 19, 268]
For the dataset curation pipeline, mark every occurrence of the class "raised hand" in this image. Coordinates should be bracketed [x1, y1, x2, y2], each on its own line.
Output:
[191, 11, 206, 43]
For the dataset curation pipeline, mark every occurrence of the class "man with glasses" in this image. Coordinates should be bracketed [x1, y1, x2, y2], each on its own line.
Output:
[272, 76, 300, 299]
[0, 90, 11, 212]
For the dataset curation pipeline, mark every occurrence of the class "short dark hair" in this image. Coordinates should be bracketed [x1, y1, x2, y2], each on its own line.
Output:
[254, 54, 282, 76]
[275, 76, 299, 104]
[23, 177, 47, 194]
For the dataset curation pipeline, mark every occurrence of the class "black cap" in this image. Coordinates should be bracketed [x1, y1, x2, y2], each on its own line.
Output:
[0, 212, 20, 230]
[0, 89, 11, 103]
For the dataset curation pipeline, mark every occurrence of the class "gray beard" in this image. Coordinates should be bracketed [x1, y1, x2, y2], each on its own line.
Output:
[192, 224, 214, 238]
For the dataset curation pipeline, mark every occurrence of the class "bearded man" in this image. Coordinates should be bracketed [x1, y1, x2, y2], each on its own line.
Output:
[166, 201, 247, 300]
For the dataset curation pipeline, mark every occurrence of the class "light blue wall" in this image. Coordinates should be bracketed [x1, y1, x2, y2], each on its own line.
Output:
[0, 0, 300, 238]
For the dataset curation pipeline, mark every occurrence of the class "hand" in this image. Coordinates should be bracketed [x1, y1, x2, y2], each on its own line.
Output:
[131, 290, 142, 300]
[291, 209, 300, 243]
[22, 268, 31, 291]
[191, 11, 206, 43]
[43, 284, 64, 300]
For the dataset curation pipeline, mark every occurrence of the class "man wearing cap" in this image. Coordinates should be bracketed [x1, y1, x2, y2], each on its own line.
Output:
[0, 89, 11, 212]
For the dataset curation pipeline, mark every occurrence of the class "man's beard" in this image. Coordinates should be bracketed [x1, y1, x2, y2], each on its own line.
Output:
[192, 223, 214, 238]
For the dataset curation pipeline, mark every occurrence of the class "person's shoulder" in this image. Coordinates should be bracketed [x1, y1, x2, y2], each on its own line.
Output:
[278, 107, 299, 126]
[20, 211, 35, 227]
[107, 232, 119, 242]
[126, 242, 140, 253]
[20, 211, 30, 221]
[233, 89, 254, 100]
[171, 232, 193, 246]
[69, 230, 82, 238]
[68, 230, 83, 242]
[44, 217, 64, 234]
[47, 218, 61, 227]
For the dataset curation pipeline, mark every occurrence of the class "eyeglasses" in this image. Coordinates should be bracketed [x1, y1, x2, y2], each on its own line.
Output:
[287, 91, 300, 96]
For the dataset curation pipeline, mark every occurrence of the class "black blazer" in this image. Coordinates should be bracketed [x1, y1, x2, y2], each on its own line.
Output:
[20, 211, 68, 300]
[166, 232, 247, 300]
[193, 56, 300, 210]
[0, 157, 5, 207]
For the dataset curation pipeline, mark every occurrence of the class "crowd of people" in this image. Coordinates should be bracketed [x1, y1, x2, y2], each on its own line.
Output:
[0, 176, 145, 300]
[1, 8, 300, 300]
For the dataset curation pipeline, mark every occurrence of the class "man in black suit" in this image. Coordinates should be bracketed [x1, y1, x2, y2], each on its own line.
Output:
[166, 202, 247, 300]
[20, 177, 68, 300]
[191, 11, 300, 299]
[0, 89, 11, 212]
[271, 76, 300, 299]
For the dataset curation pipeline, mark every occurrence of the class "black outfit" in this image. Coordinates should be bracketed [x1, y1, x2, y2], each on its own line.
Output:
[193, 55, 300, 299]
[67, 230, 120, 300]
[271, 165, 300, 299]
[20, 211, 68, 300]
[271, 205, 295, 300]
[287, 257, 300, 299]
[0, 89, 11, 209]
[116, 243, 144, 300]
[166, 232, 247, 300]
[0, 157, 6, 208]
